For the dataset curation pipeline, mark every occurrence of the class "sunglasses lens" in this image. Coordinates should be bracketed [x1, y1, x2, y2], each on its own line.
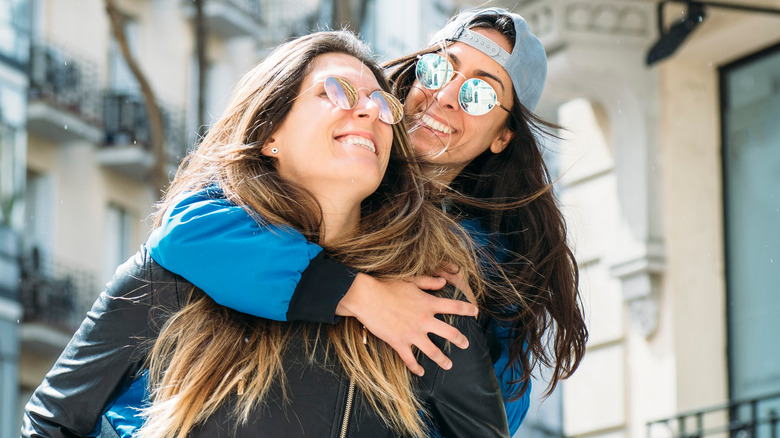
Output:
[416, 54, 454, 90]
[371, 91, 404, 125]
[459, 78, 497, 116]
[324, 76, 358, 110]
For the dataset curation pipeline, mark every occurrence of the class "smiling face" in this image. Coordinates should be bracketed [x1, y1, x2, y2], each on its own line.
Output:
[266, 53, 393, 208]
[405, 28, 516, 182]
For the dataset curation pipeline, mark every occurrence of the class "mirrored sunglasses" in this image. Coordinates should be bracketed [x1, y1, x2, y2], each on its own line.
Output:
[415, 53, 510, 117]
[323, 76, 404, 125]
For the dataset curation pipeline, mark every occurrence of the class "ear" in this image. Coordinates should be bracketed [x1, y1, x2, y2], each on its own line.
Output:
[489, 127, 514, 154]
[260, 138, 277, 157]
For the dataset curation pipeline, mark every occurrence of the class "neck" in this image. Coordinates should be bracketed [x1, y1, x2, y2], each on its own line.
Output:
[316, 195, 362, 245]
[428, 162, 467, 187]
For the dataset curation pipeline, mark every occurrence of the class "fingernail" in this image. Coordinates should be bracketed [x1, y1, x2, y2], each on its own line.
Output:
[418, 370, 425, 377]
[461, 340, 469, 349]
[444, 361, 452, 370]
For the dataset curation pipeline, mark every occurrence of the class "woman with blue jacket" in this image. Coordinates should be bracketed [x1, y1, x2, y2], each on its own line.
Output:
[129, 7, 589, 435]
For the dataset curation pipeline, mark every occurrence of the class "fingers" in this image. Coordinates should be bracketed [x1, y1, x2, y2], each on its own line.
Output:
[431, 295, 478, 318]
[412, 276, 446, 290]
[416, 340, 452, 371]
[428, 318, 469, 349]
[396, 347, 425, 377]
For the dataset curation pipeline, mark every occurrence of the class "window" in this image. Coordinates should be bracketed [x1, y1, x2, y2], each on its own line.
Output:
[108, 15, 139, 93]
[722, 43, 780, 423]
[101, 204, 133, 284]
[0, 0, 31, 66]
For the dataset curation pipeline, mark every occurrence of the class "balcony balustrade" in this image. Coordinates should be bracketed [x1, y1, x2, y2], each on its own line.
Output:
[27, 41, 102, 143]
[98, 91, 187, 180]
[648, 392, 780, 438]
[19, 247, 98, 351]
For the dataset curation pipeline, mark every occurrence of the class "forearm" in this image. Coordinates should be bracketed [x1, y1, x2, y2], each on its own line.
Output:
[149, 190, 354, 323]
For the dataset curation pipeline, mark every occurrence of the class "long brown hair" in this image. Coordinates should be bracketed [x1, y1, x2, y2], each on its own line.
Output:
[139, 31, 484, 438]
[384, 10, 588, 398]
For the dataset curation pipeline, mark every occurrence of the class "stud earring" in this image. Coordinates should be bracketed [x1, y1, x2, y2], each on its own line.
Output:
[271, 147, 278, 154]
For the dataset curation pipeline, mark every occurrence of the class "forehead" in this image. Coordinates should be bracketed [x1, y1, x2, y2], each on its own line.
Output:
[440, 28, 513, 92]
[304, 53, 381, 88]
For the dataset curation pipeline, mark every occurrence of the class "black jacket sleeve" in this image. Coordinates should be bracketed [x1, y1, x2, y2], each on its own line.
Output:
[286, 252, 357, 323]
[21, 247, 186, 438]
[418, 313, 510, 438]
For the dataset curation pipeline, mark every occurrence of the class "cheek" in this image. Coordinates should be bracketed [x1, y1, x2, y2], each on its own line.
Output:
[404, 83, 428, 112]
[380, 128, 393, 163]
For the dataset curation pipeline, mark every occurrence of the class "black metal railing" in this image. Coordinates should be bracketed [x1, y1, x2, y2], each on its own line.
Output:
[648, 392, 780, 438]
[102, 91, 188, 164]
[19, 247, 98, 332]
[28, 41, 101, 125]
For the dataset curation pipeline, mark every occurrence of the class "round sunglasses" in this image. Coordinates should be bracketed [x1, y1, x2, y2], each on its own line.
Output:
[415, 53, 510, 116]
[323, 76, 404, 125]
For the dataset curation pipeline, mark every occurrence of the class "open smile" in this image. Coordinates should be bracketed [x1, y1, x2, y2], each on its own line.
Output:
[336, 134, 377, 154]
[421, 114, 452, 135]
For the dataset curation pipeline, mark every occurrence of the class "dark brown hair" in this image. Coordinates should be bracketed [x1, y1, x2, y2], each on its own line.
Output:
[385, 11, 588, 398]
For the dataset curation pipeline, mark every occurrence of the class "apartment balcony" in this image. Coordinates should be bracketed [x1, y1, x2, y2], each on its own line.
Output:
[98, 92, 187, 181]
[182, 0, 265, 39]
[648, 392, 780, 438]
[19, 248, 98, 353]
[27, 42, 103, 144]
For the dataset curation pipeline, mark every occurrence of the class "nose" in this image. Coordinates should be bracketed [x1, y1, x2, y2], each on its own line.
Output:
[434, 75, 464, 112]
[353, 93, 381, 121]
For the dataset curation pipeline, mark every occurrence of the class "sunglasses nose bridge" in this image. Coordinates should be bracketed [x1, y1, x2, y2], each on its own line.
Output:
[350, 91, 382, 121]
[430, 73, 465, 111]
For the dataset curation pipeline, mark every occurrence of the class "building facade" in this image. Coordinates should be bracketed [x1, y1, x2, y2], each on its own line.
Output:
[521, 0, 780, 436]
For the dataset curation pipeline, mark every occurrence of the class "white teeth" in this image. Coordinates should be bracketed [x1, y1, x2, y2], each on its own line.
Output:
[341, 135, 376, 153]
[421, 114, 452, 134]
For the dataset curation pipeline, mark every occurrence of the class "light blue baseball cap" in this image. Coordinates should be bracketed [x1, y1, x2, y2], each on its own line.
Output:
[428, 8, 547, 112]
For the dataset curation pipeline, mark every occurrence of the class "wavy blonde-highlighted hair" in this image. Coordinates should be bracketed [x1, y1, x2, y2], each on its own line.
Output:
[137, 31, 485, 438]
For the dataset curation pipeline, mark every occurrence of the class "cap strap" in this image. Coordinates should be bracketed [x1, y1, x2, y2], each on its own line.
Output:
[451, 28, 511, 69]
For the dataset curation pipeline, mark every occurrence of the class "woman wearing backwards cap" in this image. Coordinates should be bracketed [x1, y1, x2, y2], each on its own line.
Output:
[110, 7, 587, 436]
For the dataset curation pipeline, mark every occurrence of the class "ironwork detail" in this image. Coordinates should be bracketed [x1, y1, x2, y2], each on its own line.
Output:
[102, 92, 188, 164]
[28, 41, 101, 125]
[647, 392, 780, 438]
[19, 247, 98, 332]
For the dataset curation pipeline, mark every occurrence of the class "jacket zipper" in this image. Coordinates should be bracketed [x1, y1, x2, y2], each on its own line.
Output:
[339, 379, 356, 438]
[339, 326, 365, 438]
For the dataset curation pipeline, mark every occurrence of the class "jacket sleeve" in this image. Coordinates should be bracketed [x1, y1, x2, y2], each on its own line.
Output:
[419, 314, 510, 438]
[21, 248, 182, 438]
[147, 189, 357, 323]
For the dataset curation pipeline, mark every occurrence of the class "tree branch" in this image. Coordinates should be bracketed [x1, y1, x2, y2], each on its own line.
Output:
[105, 0, 168, 196]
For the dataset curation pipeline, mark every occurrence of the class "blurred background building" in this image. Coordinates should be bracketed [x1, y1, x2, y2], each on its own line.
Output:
[0, 0, 778, 437]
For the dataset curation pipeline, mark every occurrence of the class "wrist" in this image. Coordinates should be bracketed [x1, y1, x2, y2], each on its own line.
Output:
[335, 272, 373, 318]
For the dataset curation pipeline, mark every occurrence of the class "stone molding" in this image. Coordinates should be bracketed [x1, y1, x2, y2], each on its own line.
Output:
[522, 0, 654, 47]
[527, 0, 665, 339]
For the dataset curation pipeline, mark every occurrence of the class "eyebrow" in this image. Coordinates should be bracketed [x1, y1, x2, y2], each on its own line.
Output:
[448, 53, 506, 93]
